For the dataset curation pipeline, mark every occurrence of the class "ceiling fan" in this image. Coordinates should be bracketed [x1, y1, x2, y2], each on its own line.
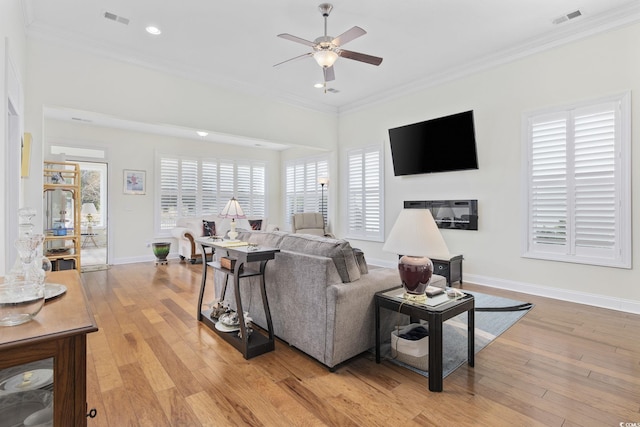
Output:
[274, 3, 383, 91]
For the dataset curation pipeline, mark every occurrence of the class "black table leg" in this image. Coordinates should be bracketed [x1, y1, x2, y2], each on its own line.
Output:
[468, 307, 475, 367]
[428, 313, 443, 392]
[375, 298, 381, 363]
[197, 244, 210, 321]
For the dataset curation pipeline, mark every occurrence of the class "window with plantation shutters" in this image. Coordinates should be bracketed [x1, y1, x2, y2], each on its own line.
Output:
[157, 155, 266, 233]
[522, 92, 631, 268]
[284, 156, 328, 228]
[346, 146, 383, 241]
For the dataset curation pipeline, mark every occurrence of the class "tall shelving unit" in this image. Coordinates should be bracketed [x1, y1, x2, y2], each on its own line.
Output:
[43, 161, 82, 271]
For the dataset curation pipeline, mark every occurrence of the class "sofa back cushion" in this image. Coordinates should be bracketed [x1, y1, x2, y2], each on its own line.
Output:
[279, 234, 361, 283]
[236, 230, 288, 248]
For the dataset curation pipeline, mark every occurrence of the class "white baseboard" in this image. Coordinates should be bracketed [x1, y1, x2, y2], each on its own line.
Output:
[111, 254, 181, 265]
[368, 258, 640, 314]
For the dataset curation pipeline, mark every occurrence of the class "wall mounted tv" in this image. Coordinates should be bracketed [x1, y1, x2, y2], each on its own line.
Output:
[388, 110, 478, 176]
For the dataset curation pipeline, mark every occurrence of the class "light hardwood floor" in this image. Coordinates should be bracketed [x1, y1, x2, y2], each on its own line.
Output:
[82, 262, 640, 426]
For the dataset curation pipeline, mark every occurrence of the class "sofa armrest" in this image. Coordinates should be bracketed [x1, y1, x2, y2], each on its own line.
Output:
[324, 267, 402, 367]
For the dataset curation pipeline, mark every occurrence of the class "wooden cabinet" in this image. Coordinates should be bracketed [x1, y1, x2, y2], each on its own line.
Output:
[0, 270, 98, 426]
[43, 161, 82, 271]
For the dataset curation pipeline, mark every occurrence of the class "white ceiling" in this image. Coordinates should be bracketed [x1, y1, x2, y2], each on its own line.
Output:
[23, 0, 640, 143]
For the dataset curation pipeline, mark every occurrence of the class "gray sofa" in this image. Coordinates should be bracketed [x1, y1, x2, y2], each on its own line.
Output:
[213, 230, 445, 369]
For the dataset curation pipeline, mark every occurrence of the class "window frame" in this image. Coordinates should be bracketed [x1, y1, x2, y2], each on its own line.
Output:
[283, 155, 329, 230]
[344, 145, 384, 242]
[521, 92, 631, 268]
[155, 153, 266, 235]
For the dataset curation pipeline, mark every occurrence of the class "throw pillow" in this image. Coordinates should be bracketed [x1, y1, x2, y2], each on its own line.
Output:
[248, 219, 263, 231]
[202, 220, 216, 237]
[353, 248, 368, 274]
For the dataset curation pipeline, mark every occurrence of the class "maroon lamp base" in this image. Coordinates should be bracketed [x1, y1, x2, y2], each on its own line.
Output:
[398, 255, 433, 295]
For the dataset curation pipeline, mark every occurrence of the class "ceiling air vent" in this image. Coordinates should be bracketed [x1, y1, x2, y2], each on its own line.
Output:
[103, 11, 130, 25]
[552, 10, 582, 25]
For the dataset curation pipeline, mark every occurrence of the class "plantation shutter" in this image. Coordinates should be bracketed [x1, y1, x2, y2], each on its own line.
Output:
[251, 164, 266, 217]
[524, 93, 630, 268]
[347, 146, 383, 241]
[157, 155, 267, 232]
[284, 156, 328, 228]
[201, 160, 217, 215]
[159, 158, 179, 230]
[573, 105, 616, 254]
[218, 161, 235, 212]
[530, 113, 567, 250]
[180, 159, 198, 217]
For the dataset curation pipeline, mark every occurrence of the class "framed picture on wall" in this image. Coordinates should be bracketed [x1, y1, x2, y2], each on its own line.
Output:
[123, 169, 146, 195]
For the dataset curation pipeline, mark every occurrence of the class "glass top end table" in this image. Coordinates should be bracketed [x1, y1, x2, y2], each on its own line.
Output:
[375, 286, 475, 392]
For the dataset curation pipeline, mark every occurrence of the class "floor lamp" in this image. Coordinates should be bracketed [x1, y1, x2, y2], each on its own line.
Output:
[318, 177, 329, 231]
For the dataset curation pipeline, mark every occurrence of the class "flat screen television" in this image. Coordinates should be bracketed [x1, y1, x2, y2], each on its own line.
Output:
[388, 110, 478, 176]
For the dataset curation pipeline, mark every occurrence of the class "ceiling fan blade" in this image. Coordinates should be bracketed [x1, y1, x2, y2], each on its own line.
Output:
[338, 49, 383, 66]
[332, 26, 366, 47]
[277, 33, 317, 47]
[323, 66, 335, 82]
[273, 52, 313, 67]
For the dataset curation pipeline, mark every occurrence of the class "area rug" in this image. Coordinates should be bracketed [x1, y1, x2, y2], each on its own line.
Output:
[379, 291, 533, 378]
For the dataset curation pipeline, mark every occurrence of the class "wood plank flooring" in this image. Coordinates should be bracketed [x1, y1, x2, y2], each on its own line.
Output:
[82, 262, 640, 426]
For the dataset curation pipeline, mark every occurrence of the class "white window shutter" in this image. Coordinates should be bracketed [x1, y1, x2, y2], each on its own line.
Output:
[523, 93, 630, 268]
[284, 156, 329, 227]
[347, 146, 383, 241]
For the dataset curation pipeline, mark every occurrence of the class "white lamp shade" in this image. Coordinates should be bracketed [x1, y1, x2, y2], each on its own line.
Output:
[382, 209, 451, 259]
[314, 50, 338, 68]
[81, 203, 98, 215]
[219, 197, 247, 219]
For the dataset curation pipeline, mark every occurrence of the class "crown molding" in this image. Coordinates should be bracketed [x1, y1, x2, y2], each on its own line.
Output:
[338, 1, 640, 115]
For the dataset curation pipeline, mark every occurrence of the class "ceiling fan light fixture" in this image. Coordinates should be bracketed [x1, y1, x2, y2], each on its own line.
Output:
[314, 50, 338, 68]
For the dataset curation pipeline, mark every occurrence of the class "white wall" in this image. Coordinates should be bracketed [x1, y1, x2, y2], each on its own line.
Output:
[1, 1, 28, 275]
[339, 23, 640, 312]
[44, 119, 282, 263]
[24, 39, 338, 230]
[24, 38, 338, 262]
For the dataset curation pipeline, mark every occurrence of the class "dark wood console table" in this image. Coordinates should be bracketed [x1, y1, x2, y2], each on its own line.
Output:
[375, 286, 474, 392]
[197, 238, 280, 359]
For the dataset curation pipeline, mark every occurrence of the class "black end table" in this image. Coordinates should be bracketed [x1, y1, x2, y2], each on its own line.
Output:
[375, 287, 474, 392]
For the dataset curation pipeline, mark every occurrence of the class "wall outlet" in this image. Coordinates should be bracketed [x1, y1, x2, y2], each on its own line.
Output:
[146, 241, 151, 247]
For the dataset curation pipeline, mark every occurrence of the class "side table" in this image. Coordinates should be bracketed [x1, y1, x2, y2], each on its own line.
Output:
[430, 254, 463, 288]
[197, 238, 280, 359]
[375, 286, 474, 392]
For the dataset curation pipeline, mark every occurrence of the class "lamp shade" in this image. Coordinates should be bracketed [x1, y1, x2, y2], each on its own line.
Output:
[382, 209, 450, 259]
[81, 203, 98, 216]
[383, 209, 450, 297]
[219, 197, 246, 219]
[219, 197, 246, 241]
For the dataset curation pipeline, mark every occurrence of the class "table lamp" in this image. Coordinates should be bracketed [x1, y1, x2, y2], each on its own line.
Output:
[219, 197, 246, 241]
[81, 203, 98, 225]
[382, 209, 450, 301]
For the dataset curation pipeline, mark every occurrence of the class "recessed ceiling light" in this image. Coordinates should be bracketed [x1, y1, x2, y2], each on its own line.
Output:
[314, 83, 324, 89]
[145, 26, 161, 35]
[196, 131, 208, 137]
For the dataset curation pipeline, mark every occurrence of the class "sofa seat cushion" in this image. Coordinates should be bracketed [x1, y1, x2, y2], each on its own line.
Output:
[279, 234, 361, 283]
